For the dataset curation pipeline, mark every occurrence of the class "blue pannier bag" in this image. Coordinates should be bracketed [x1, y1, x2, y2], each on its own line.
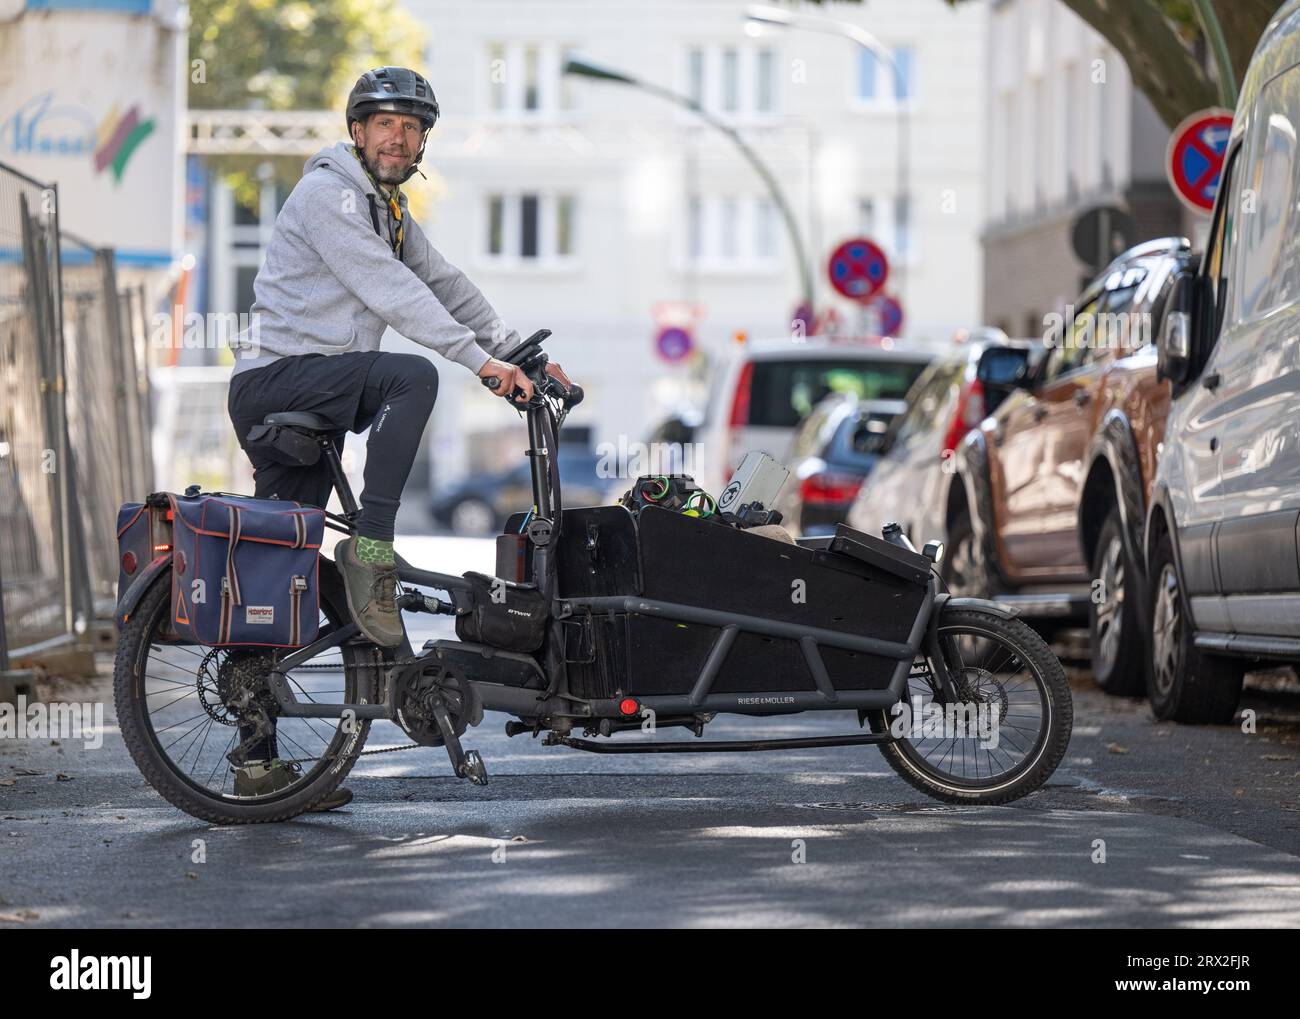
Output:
[167, 492, 325, 647]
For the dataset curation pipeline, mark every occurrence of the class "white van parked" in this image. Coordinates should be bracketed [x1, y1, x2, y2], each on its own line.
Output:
[1149, 0, 1300, 722]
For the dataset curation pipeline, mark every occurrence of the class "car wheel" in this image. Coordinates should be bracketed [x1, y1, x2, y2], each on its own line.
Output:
[942, 511, 991, 598]
[1147, 528, 1244, 723]
[449, 498, 497, 536]
[1088, 509, 1145, 695]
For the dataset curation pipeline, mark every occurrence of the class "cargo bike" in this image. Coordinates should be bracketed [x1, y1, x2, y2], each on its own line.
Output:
[113, 331, 1072, 824]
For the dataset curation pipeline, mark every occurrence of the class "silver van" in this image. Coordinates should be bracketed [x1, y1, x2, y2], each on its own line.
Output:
[1149, 0, 1300, 722]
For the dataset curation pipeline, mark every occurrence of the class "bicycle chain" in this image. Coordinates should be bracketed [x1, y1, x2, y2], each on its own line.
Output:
[234, 658, 425, 765]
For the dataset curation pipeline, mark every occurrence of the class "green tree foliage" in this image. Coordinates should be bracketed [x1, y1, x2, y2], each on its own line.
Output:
[188, 0, 426, 210]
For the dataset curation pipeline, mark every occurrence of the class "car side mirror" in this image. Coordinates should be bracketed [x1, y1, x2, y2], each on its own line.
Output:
[976, 347, 1032, 392]
[1157, 272, 1197, 384]
[854, 419, 892, 455]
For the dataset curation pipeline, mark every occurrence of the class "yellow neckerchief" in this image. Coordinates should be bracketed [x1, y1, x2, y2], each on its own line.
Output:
[350, 145, 404, 258]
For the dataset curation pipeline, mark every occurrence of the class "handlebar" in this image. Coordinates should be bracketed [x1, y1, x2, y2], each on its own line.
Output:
[480, 328, 584, 412]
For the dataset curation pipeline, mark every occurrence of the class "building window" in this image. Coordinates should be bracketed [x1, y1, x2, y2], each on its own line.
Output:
[520, 194, 539, 257]
[856, 45, 914, 104]
[688, 195, 704, 259]
[756, 197, 776, 259]
[684, 194, 780, 267]
[1063, 64, 1079, 199]
[756, 47, 776, 113]
[484, 192, 579, 264]
[894, 195, 911, 260]
[488, 43, 507, 112]
[556, 195, 576, 257]
[1097, 52, 1112, 188]
[484, 42, 575, 117]
[487, 195, 504, 256]
[523, 46, 541, 111]
[722, 48, 740, 113]
[683, 44, 779, 117]
[859, 197, 876, 237]
[688, 47, 706, 106]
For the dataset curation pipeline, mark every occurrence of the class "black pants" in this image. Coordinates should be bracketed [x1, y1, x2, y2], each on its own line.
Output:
[228, 351, 439, 541]
[227, 351, 438, 763]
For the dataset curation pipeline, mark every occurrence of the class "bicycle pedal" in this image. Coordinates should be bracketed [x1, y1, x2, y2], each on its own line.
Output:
[460, 749, 488, 786]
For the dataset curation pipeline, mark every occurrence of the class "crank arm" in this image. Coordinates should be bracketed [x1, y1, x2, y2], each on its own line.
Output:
[429, 697, 488, 786]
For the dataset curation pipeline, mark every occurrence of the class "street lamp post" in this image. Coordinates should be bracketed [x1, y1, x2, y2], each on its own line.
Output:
[745, 4, 911, 323]
[562, 57, 815, 317]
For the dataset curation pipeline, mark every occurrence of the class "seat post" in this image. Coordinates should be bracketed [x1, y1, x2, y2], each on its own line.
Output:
[319, 435, 359, 517]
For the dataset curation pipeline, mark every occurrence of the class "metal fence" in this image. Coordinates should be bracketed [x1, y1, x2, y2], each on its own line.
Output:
[0, 160, 154, 681]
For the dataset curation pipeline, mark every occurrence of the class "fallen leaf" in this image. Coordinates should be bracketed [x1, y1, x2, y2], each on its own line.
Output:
[12, 769, 42, 776]
[0, 910, 37, 923]
[55, 774, 72, 782]
[0, 780, 15, 787]
[1106, 742, 1129, 755]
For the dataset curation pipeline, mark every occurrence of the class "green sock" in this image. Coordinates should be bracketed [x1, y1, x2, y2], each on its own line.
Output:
[355, 536, 395, 565]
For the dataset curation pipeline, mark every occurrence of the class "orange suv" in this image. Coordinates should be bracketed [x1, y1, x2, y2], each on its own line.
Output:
[950, 237, 1195, 693]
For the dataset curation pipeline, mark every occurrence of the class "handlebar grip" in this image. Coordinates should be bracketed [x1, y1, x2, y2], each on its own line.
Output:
[482, 376, 501, 391]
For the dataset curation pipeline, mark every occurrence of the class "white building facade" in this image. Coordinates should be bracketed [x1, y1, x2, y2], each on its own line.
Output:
[198, 0, 990, 490]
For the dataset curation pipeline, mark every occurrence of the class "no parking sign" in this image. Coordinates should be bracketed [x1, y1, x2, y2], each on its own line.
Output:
[1166, 108, 1234, 214]
[828, 238, 889, 302]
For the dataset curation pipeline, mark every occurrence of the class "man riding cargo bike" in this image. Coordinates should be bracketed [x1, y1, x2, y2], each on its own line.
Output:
[112, 66, 1071, 824]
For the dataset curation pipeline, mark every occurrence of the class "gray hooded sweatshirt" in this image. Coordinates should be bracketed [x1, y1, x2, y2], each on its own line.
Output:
[230, 141, 518, 377]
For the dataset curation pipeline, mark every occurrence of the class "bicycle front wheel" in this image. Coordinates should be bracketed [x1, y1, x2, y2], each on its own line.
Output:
[867, 604, 1073, 805]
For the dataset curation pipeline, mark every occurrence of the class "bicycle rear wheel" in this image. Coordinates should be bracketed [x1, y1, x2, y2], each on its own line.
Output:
[113, 557, 379, 823]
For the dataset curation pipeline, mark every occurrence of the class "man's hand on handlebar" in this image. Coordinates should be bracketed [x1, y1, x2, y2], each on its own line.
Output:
[477, 357, 534, 404]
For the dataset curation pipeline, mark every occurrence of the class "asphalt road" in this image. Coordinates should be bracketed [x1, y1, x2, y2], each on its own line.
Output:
[3, 537, 1299, 928]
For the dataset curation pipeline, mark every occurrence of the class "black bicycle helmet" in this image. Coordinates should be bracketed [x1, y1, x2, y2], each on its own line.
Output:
[346, 66, 440, 182]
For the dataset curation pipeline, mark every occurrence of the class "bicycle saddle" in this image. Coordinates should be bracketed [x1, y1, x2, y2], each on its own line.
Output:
[262, 411, 336, 433]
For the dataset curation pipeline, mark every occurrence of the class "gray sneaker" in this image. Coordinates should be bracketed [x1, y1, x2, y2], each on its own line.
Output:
[336, 536, 404, 648]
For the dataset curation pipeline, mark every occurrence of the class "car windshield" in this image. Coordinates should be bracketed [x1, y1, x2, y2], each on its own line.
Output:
[748, 357, 931, 428]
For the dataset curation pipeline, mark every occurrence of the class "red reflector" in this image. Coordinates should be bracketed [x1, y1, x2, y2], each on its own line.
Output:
[165, 509, 174, 521]
[618, 697, 639, 716]
[122, 550, 137, 575]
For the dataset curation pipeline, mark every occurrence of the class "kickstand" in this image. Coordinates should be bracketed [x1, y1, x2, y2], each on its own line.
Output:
[429, 697, 488, 786]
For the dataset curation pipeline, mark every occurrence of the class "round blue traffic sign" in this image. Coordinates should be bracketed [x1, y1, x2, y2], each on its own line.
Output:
[655, 325, 694, 363]
[828, 238, 889, 303]
[869, 294, 904, 336]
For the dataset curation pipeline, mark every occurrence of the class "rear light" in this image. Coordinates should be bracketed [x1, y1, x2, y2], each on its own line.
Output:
[800, 471, 863, 505]
[618, 697, 640, 717]
[729, 361, 753, 428]
[941, 380, 987, 456]
[153, 544, 171, 552]
[723, 361, 754, 481]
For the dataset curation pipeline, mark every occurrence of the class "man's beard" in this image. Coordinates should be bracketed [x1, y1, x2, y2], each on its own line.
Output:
[371, 150, 413, 184]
